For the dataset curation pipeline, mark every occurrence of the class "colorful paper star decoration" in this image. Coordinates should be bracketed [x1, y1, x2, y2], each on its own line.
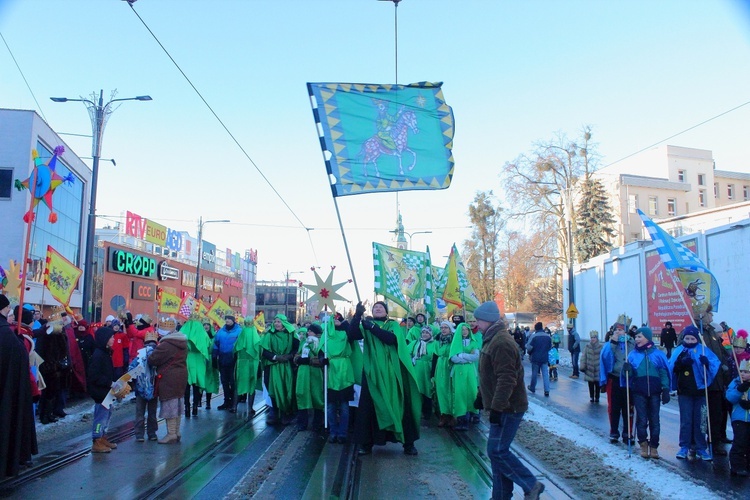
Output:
[15, 146, 75, 223]
[302, 267, 349, 312]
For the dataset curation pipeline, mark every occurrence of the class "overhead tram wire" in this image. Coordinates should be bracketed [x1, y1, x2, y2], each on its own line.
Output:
[604, 99, 750, 168]
[124, 3, 317, 252]
[1, 31, 49, 123]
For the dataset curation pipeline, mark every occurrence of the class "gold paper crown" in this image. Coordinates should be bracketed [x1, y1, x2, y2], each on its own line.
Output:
[589, 330, 599, 338]
[160, 317, 177, 331]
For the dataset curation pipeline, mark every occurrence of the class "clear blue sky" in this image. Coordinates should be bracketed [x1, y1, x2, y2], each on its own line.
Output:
[2, 0, 749, 306]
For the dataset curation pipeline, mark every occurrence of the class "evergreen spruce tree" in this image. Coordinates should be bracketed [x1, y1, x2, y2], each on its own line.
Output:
[575, 177, 616, 262]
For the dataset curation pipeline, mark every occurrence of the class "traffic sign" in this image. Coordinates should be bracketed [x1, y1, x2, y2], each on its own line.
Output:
[566, 303, 579, 319]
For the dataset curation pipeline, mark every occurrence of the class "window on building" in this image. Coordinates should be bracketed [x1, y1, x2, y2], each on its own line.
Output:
[648, 196, 658, 215]
[0, 168, 13, 199]
[727, 184, 735, 200]
[667, 198, 676, 216]
[202, 276, 213, 291]
[744, 185, 750, 201]
[213, 279, 223, 293]
[699, 190, 706, 207]
[698, 174, 706, 186]
[677, 170, 686, 182]
[628, 194, 638, 213]
[631, 233, 640, 242]
[714, 182, 719, 199]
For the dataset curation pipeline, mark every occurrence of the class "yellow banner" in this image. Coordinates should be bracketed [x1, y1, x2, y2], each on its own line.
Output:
[44, 246, 82, 306]
[442, 247, 463, 308]
[207, 298, 233, 326]
[144, 219, 167, 246]
[253, 311, 266, 333]
[159, 291, 181, 314]
[678, 270, 715, 316]
[197, 300, 209, 318]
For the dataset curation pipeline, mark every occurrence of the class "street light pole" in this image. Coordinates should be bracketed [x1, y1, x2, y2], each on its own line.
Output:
[194, 217, 231, 299]
[389, 229, 432, 250]
[51, 90, 151, 321]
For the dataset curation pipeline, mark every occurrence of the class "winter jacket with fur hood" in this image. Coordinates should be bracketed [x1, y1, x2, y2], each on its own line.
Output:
[148, 332, 188, 401]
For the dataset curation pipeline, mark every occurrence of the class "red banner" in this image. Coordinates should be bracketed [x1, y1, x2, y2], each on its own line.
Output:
[645, 238, 698, 332]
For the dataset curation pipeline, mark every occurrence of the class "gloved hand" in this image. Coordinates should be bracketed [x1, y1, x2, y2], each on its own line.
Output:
[362, 319, 375, 331]
[125, 312, 134, 326]
[622, 362, 633, 377]
[355, 302, 366, 317]
[736, 381, 750, 393]
[489, 410, 502, 425]
[699, 355, 710, 368]
[661, 388, 670, 405]
[677, 351, 692, 367]
[739, 399, 750, 410]
[474, 393, 483, 410]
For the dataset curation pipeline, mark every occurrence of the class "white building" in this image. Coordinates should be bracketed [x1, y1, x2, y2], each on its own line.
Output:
[0, 109, 92, 311]
[592, 145, 750, 246]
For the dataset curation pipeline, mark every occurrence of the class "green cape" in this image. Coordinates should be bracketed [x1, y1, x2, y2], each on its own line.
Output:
[234, 325, 261, 396]
[295, 334, 324, 410]
[183, 319, 211, 388]
[361, 318, 421, 443]
[410, 336, 436, 398]
[203, 323, 220, 393]
[320, 317, 355, 391]
[260, 320, 296, 414]
[449, 322, 480, 416]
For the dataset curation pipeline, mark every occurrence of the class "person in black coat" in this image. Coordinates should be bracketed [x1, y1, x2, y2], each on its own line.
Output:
[660, 321, 677, 359]
[87, 327, 118, 453]
[35, 321, 71, 424]
[0, 294, 38, 477]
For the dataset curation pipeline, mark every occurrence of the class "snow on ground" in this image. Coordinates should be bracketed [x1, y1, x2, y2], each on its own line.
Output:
[522, 400, 721, 499]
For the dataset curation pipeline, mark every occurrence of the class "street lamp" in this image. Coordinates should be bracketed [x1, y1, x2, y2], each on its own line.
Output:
[389, 229, 432, 250]
[194, 217, 231, 299]
[284, 270, 305, 320]
[51, 90, 151, 321]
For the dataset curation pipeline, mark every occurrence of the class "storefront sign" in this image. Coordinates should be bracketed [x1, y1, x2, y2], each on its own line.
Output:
[132, 280, 156, 301]
[224, 277, 243, 288]
[124, 210, 183, 252]
[158, 261, 180, 281]
[109, 248, 157, 278]
[144, 219, 167, 246]
[201, 240, 216, 272]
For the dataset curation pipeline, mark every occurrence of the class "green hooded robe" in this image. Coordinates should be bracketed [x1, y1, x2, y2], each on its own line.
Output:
[295, 332, 324, 410]
[410, 329, 436, 399]
[260, 314, 296, 415]
[182, 319, 211, 389]
[234, 324, 261, 396]
[449, 322, 481, 417]
[434, 330, 454, 416]
[203, 323, 220, 393]
[320, 317, 355, 391]
[360, 318, 422, 443]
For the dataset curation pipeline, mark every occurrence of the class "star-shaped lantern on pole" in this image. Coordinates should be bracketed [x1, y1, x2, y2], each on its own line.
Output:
[302, 266, 350, 313]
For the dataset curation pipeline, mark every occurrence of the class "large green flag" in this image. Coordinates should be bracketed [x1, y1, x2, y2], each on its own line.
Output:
[453, 244, 481, 312]
[308, 82, 455, 197]
[373, 242, 428, 311]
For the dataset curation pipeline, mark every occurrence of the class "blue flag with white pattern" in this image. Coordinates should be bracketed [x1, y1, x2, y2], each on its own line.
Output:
[637, 209, 720, 312]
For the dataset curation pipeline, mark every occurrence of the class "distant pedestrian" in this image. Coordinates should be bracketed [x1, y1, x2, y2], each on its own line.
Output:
[568, 323, 581, 379]
[476, 301, 544, 500]
[526, 322, 551, 397]
[580, 330, 602, 403]
[660, 321, 677, 359]
[548, 345, 559, 382]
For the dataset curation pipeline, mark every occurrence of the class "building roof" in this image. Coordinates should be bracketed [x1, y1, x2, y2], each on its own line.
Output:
[714, 169, 750, 181]
[620, 174, 691, 191]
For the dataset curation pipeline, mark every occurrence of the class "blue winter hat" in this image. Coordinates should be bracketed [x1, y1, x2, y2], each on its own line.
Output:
[682, 325, 700, 341]
[636, 326, 653, 342]
[474, 301, 500, 322]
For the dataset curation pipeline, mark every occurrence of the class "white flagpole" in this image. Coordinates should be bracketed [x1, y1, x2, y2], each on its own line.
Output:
[324, 308, 329, 429]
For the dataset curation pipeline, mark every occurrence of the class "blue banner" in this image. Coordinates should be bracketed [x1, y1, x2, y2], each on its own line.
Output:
[308, 82, 455, 197]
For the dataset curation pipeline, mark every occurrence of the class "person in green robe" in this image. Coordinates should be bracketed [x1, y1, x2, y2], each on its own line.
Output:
[260, 314, 299, 425]
[322, 313, 356, 443]
[434, 321, 455, 427]
[234, 317, 262, 418]
[410, 325, 437, 420]
[449, 322, 481, 430]
[349, 301, 422, 456]
[404, 317, 422, 346]
[202, 320, 220, 410]
[294, 323, 326, 431]
[182, 317, 212, 417]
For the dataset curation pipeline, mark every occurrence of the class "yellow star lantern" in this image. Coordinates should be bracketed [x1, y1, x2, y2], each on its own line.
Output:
[302, 266, 350, 313]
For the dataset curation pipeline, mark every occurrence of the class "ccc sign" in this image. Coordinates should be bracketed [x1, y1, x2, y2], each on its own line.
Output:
[132, 280, 156, 301]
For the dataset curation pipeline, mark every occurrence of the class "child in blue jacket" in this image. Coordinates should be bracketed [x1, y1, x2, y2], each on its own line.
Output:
[725, 358, 750, 476]
[668, 325, 720, 461]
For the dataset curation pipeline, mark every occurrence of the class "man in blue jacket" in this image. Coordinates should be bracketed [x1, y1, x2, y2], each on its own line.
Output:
[213, 314, 242, 412]
[526, 322, 551, 397]
[622, 327, 670, 459]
